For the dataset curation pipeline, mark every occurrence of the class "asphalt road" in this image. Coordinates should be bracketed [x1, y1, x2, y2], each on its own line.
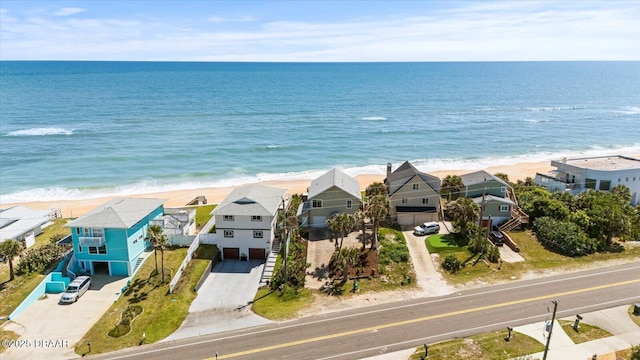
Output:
[88, 262, 640, 360]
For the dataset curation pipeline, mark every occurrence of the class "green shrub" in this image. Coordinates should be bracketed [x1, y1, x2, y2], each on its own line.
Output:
[379, 242, 409, 265]
[441, 255, 462, 273]
[487, 245, 501, 263]
[16, 243, 65, 275]
[533, 217, 598, 257]
[631, 344, 640, 360]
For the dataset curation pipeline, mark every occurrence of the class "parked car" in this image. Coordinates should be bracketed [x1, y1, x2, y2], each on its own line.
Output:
[60, 276, 91, 303]
[414, 222, 440, 236]
[489, 226, 504, 246]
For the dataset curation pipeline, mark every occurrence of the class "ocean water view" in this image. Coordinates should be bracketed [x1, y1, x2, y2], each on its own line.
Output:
[1, 61, 639, 204]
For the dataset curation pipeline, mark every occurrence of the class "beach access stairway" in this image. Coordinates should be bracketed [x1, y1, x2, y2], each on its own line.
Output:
[259, 238, 281, 287]
[499, 187, 530, 233]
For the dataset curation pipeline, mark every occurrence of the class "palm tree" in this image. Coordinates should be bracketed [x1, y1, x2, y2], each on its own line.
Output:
[326, 215, 341, 248]
[367, 195, 389, 250]
[354, 210, 368, 250]
[337, 213, 356, 249]
[0, 239, 23, 281]
[157, 234, 170, 282]
[145, 224, 163, 275]
[441, 175, 465, 201]
[365, 181, 387, 199]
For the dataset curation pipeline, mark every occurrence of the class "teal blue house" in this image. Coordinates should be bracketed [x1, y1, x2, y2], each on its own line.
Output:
[66, 198, 165, 276]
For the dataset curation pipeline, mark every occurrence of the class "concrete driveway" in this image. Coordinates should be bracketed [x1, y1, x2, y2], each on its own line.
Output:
[163, 260, 271, 341]
[1, 275, 129, 360]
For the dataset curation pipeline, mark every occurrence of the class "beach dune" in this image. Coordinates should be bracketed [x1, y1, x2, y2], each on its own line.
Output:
[1, 160, 555, 218]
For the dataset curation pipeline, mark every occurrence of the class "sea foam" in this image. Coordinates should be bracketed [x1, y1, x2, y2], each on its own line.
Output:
[5, 127, 74, 136]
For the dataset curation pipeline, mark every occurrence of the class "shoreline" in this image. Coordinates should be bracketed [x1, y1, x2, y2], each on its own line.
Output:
[1, 160, 556, 218]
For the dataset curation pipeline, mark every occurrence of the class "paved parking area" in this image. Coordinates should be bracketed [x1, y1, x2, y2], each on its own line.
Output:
[163, 260, 270, 341]
[1, 275, 129, 360]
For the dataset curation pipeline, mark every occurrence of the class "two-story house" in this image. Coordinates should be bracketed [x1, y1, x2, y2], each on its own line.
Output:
[535, 155, 640, 206]
[211, 185, 286, 260]
[460, 170, 514, 227]
[65, 198, 165, 276]
[298, 168, 362, 228]
[384, 161, 442, 227]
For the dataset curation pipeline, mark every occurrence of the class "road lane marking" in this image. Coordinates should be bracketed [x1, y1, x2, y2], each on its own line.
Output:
[209, 278, 640, 359]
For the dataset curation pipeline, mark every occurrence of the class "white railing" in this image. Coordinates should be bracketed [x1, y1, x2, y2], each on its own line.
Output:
[79, 236, 104, 246]
[168, 214, 216, 293]
[66, 252, 77, 279]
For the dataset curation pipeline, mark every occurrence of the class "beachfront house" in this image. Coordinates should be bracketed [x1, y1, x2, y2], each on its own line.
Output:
[384, 161, 442, 227]
[298, 168, 362, 228]
[149, 207, 196, 246]
[534, 155, 640, 206]
[66, 198, 165, 276]
[0, 206, 59, 249]
[211, 185, 287, 260]
[460, 170, 528, 229]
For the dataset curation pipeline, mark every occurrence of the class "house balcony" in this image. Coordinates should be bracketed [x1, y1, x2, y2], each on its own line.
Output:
[78, 236, 105, 247]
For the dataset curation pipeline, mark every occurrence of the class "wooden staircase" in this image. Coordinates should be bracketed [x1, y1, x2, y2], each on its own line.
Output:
[500, 187, 530, 232]
[259, 238, 282, 287]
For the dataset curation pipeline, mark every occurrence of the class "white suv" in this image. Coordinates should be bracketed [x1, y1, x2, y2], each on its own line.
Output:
[414, 222, 440, 236]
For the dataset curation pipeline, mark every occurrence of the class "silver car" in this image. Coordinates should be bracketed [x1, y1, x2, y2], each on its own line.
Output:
[60, 276, 91, 303]
[414, 222, 440, 236]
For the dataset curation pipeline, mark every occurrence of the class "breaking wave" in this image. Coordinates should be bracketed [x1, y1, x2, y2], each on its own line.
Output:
[5, 127, 74, 136]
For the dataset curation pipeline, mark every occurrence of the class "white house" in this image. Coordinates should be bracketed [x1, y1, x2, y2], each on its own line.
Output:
[0, 206, 58, 248]
[535, 155, 640, 205]
[211, 185, 287, 260]
[149, 207, 196, 246]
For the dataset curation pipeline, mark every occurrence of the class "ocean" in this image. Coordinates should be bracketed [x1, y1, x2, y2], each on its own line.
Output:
[1, 61, 639, 203]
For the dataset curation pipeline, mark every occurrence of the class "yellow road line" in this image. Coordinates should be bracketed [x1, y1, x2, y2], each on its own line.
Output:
[209, 278, 640, 359]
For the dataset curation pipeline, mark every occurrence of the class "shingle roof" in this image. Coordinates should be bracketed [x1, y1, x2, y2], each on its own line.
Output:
[66, 198, 166, 229]
[212, 185, 286, 216]
[386, 161, 441, 195]
[307, 168, 362, 200]
[471, 194, 515, 206]
[460, 170, 509, 188]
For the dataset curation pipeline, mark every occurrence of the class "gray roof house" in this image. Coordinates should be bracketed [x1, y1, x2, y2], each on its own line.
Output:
[298, 168, 362, 228]
[0, 206, 57, 248]
[384, 161, 442, 227]
[211, 185, 287, 260]
[460, 170, 510, 199]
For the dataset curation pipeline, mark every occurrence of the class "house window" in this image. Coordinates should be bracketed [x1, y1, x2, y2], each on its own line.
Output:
[401, 198, 408, 204]
[501, 186, 506, 193]
[76, 228, 80, 235]
[413, 184, 419, 190]
[83, 228, 90, 236]
[499, 205, 510, 212]
[251, 215, 262, 222]
[88, 245, 107, 254]
[78, 246, 82, 253]
[253, 230, 263, 238]
[223, 215, 234, 221]
[422, 198, 429, 204]
[618, 178, 622, 182]
[585, 178, 597, 189]
[224, 230, 234, 238]
[346, 200, 353, 209]
[626, 178, 629, 182]
[312, 199, 323, 208]
[92, 228, 103, 238]
[599, 180, 611, 191]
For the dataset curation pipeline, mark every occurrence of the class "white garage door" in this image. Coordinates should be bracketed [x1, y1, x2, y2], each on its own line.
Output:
[398, 213, 436, 226]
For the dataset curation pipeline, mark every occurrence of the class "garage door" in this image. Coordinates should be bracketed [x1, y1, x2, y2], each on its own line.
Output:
[312, 216, 326, 227]
[248, 248, 266, 260]
[398, 213, 437, 227]
[223, 247, 240, 260]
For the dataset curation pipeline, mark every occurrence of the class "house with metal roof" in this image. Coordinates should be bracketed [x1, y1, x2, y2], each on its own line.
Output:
[0, 206, 58, 248]
[211, 185, 287, 260]
[384, 161, 442, 227]
[535, 155, 640, 205]
[298, 168, 363, 228]
[65, 198, 165, 276]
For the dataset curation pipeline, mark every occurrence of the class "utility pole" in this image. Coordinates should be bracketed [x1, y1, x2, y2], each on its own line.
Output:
[543, 300, 558, 360]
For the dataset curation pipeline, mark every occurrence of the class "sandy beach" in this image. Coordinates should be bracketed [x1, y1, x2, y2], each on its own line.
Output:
[1, 160, 556, 218]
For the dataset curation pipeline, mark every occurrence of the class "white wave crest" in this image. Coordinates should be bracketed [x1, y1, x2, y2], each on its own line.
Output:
[5, 127, 74, 136]
[523, 119, 540, 123]
[615, 106, 640, 115]
[525, 106, 580, 112]
[360, 116, 387, 121]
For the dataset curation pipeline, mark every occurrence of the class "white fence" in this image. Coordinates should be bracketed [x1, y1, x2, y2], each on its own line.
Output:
[168, 215, 216, 293]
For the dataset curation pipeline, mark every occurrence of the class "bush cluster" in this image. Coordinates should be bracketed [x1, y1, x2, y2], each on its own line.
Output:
[533, 217, 598, 257]
[108, 305, 143, 337]
[16, 243, 65, 275]
[441, 254, 462, 273]
[379, 242, 410, 265]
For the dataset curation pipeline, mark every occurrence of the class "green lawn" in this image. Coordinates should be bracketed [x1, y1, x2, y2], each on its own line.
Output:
[252, 288, 314, 320]
[194, 204, 216, 230]
[425, 234, 463, 254]
[409, 330, 544, 360]
[559, 320, 612, 344]
[75, 246, 212, 355]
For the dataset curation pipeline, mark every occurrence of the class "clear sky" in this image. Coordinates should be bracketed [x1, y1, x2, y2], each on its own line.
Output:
[1, 1, 638, 61]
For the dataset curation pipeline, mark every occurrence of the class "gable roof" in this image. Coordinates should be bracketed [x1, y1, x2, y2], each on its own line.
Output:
[0, 206, 53, 241]
[212, 185, 286, 216]
[66, 198, 166, 229]
[385, 161, 441, 195]
[471, 194, 515, 206]
[307, 168, 362, 200]
[460, 170, 510, 188]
